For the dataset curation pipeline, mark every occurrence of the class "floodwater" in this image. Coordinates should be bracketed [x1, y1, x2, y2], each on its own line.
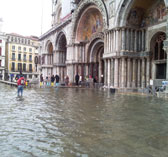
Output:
[0, 83, 168, 157]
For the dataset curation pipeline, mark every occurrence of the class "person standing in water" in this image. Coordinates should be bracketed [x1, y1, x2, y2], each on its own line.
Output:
[17, 75, 25, 97]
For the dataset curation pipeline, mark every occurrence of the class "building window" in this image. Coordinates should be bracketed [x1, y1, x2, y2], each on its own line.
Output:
[18, 54, 21, 61]
[29, 48, 32, 52]
[39, 56, 41, 64]
[12, 46, 15, 50]
[18, 46, 21, 51]
[24, 47, 26, 52]
[18, 63, 22, 71]
[22, 39, 24, 44]
[23, 63, 26, 72]
[28, 40, 30, 45]
[12, 62, 15, 71]
[0, 60, 1, 66]
[12, 53, 15, 60]
[0, 47, 1, 56]
[29, 64, 32, 72]
[24, 54, 26, 61]
[29, 55, 32, 62]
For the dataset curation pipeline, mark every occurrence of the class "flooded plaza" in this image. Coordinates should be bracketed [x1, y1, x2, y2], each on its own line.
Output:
[0, 83, 168, 157]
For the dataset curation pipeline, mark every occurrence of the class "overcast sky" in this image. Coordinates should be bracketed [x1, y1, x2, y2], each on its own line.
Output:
[0, 0, 52, 37]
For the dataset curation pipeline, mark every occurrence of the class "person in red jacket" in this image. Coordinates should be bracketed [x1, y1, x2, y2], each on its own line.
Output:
[17, 75, 25, 97]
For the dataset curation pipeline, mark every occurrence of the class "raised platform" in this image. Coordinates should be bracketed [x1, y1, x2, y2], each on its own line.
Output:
[0, 80, 17, 87]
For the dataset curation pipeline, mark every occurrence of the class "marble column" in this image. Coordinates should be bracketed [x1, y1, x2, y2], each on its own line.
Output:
[146, 57, 150, 87]
[132, 59, 136, 88]
[141, 58, 146, 88]
[105, 32, 107, 53]
[114, 58, 119, 87]
[111, 58, 114, 87]
[107, 32, 109, 53]
[127, 58, 131, 88]
[126, 28, 129, 51]
[109, 31, 111, 53]
[137, 59, 141, 87]
[121, 28, 125, 51]
[111, 31, 113, 53]
[104, 59, 107, 86]
[46, 55, 48, 65]
[116, 29, 119, 53]
[98, 59, 102, 83]
[121, 58, 126, 88]
[107, 59, 111, 87]
[113, 30, 116, 53]
[119, 59, 122, 87]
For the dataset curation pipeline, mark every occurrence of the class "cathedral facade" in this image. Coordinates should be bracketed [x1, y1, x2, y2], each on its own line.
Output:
[39, 0, 168, 90]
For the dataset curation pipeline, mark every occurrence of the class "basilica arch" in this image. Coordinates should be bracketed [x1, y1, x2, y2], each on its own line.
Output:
[68, 2, 106, 84]
[87, 36, 104, 83]
[54, 31, 67, 82]
[150, 32, 167, 79]
[70, 0, 108, 43]
[107, 0, 167, 89]
[42, 40, 54, 76]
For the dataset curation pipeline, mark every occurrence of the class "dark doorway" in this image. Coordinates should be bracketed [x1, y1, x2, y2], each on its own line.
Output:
[156, 63, 166, 79]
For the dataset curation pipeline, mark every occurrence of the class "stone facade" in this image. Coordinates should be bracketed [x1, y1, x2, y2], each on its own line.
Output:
[6, 34, 40, 80]
[39, 0, 168, 89]
[0, 32, 7, 80]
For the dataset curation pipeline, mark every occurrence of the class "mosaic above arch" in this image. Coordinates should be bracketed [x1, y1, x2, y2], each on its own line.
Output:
[127, 0, 166, 28]
[77, 8, 103, 41]
[70, 0, 108, 43]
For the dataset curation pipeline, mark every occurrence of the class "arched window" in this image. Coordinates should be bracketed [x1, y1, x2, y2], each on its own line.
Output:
[154, 33, 166, 60]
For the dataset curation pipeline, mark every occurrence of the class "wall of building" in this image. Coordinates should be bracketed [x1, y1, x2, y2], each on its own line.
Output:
[0, 32, 7, 80]
[6, 34, 39, 80]
[40, 0, 168, 89]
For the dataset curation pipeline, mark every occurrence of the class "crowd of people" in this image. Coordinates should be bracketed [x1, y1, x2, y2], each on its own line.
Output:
[40, 74, 61, 87]
[39, 73, 102, 88]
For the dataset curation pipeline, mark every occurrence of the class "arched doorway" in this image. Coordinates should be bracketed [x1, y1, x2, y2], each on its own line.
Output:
[55, 32, 67, 82]
[151, 32, 166, 79]
[42, 41, 54, 77]
[88, 38, 104, 83]
[74, 5, 105, 84]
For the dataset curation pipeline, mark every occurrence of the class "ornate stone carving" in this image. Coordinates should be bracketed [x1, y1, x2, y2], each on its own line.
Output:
[77, 0, 107, 28]
[89, 32, 104, 45]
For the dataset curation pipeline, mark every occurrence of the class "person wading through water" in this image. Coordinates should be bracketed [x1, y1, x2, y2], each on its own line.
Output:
[17, 75, 25, 97]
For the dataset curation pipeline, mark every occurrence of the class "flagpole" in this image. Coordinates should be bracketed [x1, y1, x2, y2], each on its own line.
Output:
[41, 0, 44, 35]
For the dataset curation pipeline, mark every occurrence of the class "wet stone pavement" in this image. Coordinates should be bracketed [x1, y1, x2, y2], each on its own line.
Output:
[0, 83, 168, 157]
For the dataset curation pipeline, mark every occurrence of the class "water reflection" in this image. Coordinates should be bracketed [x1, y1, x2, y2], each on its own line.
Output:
[0, 83, 168, 157]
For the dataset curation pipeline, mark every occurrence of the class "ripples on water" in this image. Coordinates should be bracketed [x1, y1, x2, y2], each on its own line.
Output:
[0, 83, 168, 157]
